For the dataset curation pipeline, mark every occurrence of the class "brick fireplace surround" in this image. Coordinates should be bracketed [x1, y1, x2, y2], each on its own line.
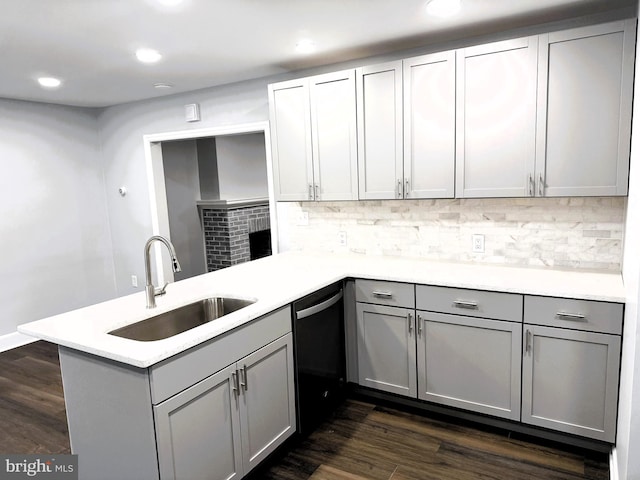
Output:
[200, 200, 271, 271]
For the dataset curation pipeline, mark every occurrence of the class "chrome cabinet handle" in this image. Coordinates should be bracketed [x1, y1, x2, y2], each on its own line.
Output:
[538, 174, 544, 197]
[417, 314, 423, 337]
[556, 312, 586, 321]
[405, 179, 410, 199]
[372, 291, 393, 298]
[240, 365, 248, 391]
[314, 184, 319, 200]
[525, 330, 532, 354]
[308, 184, 314, 200]
[397, 180, 402, 199]
[232, 371, 239, 396]
[407, 313, 413, 334]
[528, 174, 534, 197]
[453, 300, 479, 310]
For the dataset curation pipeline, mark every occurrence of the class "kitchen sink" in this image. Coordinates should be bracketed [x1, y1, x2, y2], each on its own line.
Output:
[108, 297, 256, 341]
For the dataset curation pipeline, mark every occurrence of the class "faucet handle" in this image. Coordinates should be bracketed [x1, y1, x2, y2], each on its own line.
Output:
[154, 283, 169, 297]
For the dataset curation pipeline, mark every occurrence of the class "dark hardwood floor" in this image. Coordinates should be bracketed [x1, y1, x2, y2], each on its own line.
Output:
[0, 342, 609, 479]
[0, 341, 70, 454]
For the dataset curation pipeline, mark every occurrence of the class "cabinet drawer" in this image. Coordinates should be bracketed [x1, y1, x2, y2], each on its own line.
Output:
[355, 279, 415, 308]
[416, 285, 523, 322]
[524, 296, 623, 335]
[149, 306, 291, 404]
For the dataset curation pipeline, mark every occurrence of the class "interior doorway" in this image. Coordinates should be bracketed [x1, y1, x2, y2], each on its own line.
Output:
[143, 122, 278, 285]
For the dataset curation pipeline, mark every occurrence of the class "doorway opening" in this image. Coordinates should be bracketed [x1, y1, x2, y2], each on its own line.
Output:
[144, 122, 277, 284]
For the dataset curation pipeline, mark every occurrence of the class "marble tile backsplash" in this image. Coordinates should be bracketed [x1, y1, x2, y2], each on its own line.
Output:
[277, 197, 625, 271]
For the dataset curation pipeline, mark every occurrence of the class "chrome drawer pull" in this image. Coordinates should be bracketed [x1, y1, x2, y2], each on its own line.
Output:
[372, 291, 393, 298]
[453, 300, 478, 310]
[556, 312, 586, 321]
[525, 330, 532, 353]
[408, 313, 413, 334]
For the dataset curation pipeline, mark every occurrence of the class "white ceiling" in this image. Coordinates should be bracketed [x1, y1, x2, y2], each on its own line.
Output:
[0, 0, 636, 108]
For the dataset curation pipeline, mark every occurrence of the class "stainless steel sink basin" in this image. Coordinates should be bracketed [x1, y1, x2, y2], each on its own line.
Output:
[109, 297, 256, 341]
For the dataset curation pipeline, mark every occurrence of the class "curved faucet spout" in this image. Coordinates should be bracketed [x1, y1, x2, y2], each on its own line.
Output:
[144, 235, 182, 308]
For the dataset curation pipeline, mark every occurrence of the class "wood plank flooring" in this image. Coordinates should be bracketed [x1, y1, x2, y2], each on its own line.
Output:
[0, 342, 609, 479]
[257, 401, 610, 480]
[0, 341, 70, 454]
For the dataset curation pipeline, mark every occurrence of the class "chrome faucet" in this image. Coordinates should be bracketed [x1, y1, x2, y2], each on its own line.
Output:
[144, 235, 182, 308]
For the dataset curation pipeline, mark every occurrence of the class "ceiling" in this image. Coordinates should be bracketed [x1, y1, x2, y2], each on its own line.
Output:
[1, 0, 636, 108]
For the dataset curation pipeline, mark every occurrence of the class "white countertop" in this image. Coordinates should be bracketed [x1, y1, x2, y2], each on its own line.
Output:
[18, 251, 625, 368]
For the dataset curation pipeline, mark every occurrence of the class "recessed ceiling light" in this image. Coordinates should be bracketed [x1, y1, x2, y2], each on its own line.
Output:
[156, 0, 183, 5]
[426, 0, 461, 18]
[154, 83, 174, 89]
[136, 48, 162, 64]
[37, 77, 62, 89]
[296, 39, 316, 54]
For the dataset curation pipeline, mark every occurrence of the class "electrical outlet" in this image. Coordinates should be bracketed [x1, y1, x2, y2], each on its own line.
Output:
[131, 275, 138, 287]
[472, 234, 485, 253]
[338, 231, 347, 247]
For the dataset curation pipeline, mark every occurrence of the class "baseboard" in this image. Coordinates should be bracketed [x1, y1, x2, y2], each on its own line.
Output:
[0, 331, 37, 353]
[610, 447, 619, 480]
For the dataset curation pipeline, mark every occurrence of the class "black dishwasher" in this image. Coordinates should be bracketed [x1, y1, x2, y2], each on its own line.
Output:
[293, 282, 346, 436]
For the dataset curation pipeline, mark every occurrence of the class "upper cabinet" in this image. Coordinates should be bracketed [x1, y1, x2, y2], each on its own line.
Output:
[356, 61, 403, 200]
[404, 51, 456, 199]
[269, 18, 636, 201]
[535, 19, 636, 197]
[268, 79, 313, 201]
[456, 37, 538, 198]
[268, 71, 358, 201]
[355, 53, 455, 200]
[310, 70, 359, 201]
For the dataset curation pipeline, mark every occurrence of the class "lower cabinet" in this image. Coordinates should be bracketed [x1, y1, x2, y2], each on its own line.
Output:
[356, 303, 417, 397]
[521, 325, 621, 442]
[154, 333, 296, 480]
[416, 312, 522, 421]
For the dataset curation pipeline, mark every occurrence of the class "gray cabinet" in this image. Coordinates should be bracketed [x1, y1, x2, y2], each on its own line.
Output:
[356, 61, 403, 200]
[416, 313, 522, 421]
[269, 70, 358, 201]
[535, 19, 636, 197]
[403, 51, 456, 199]
[155, 333, 296, 480]
[356, 302, 417, 397]
[355, 53, 455, 200]
[522, 296, 623, 442]
[415, 286, 522, 421]
[268, 78, 313, 201]
[456, 37, 538, 198]
[155, 364, 243, 480]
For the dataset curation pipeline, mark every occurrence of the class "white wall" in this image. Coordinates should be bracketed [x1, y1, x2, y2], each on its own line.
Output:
[161, 140, 207, 281]
[0, 98, 116, 343]
[97, 79, 273, 296]
[215, 133, 268, 200]
[615, 5, 640, 474]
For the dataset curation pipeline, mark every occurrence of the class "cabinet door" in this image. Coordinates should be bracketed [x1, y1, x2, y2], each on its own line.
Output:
[310, 70, 359, 201]
[238, 333, 296, 474]
[456, 37, 537, 198]
[356, 303, 416, 397]
[522, 325, 621, 442]
[535, 20, 636, 196]
[268, 79, 314, 201]
[356, 61, 403, 200]
[155, 364, 243, 480]
[416, 312, 522, 421]
[404, 51, 456, 199]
